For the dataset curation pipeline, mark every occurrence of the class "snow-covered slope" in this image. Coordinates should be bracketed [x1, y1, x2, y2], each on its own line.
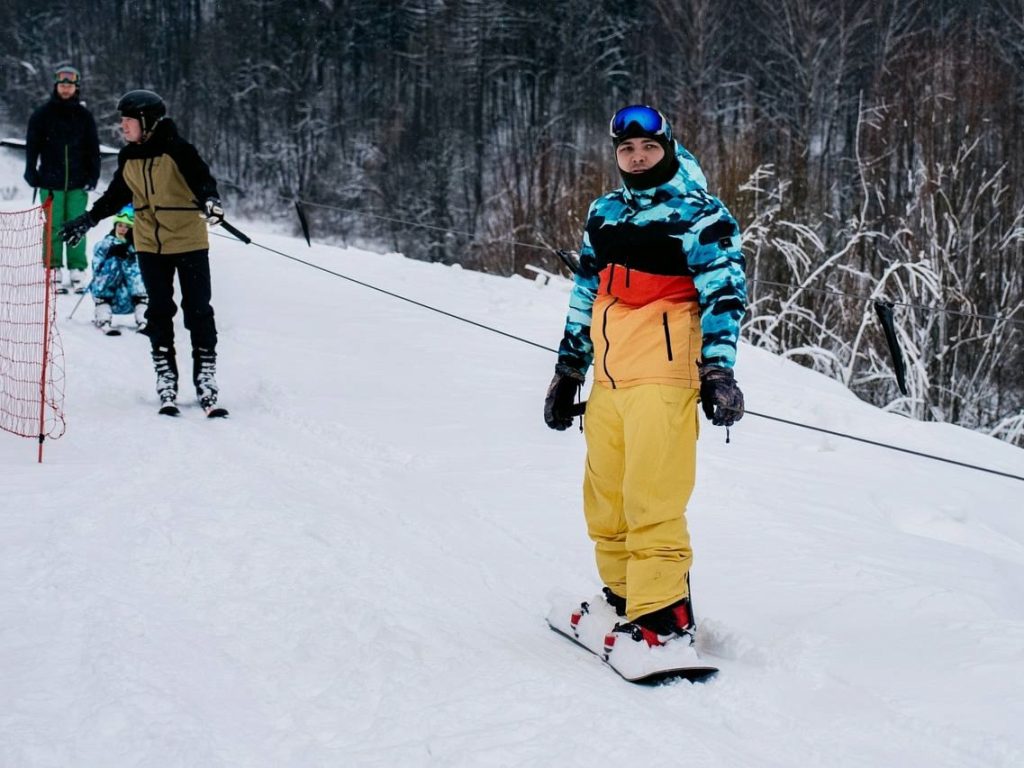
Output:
[2, 179, 1023, 766]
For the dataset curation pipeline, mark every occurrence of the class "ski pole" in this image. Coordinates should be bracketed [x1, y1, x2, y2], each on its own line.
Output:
[192, 200, 251, 244]
[220, 218, 251, 244]
[67, 281, 92, 320]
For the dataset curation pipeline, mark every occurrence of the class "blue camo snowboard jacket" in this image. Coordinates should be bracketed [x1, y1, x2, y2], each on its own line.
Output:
[557, 142, 747, 387]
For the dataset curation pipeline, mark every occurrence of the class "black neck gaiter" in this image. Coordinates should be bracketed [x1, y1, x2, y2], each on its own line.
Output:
[619, 150, 679, 190]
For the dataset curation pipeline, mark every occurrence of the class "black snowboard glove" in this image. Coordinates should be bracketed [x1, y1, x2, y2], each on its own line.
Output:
[60, 212, 96, 247]
[698, 363, 744, 427]
[544, 363, 585, 431]
[24, 169, 40, 188]
[107, 241, 129, 258]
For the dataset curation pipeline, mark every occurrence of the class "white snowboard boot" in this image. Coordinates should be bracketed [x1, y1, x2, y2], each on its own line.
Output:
[547, 587, 627, 656]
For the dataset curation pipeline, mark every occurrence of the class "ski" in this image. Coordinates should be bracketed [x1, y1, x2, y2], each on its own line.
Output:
[96, 322, 121, 336]
[55, 286, 69, 295]
[205, 406, 229, 418]
[158, 402, 180, 417]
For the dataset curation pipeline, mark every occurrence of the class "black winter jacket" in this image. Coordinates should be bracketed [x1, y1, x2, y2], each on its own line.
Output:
[24, 93, 101, 191]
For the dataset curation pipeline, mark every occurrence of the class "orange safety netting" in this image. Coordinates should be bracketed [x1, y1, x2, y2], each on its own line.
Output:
[0, 203, 66, 448]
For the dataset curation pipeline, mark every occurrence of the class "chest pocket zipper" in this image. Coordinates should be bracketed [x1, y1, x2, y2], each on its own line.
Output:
[663, 312, 674, 361]
[602, 298, 618, 389]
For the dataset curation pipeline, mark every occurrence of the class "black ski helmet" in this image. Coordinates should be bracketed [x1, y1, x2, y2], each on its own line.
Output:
[117, 90, 166, 135]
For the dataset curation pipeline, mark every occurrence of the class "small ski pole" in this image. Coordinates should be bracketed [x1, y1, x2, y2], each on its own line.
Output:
[67, 281, 92, 320]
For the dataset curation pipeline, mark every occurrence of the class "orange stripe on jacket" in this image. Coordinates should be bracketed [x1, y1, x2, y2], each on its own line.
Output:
[597, 265, 698, 306]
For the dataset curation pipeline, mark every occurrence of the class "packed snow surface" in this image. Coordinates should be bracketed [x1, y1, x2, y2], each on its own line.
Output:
[1, 175, 1023, 766]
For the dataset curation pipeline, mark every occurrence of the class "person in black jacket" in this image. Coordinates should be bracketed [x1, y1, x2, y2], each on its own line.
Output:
[61, 90, 228, 416]
[24, 66, 100, 293]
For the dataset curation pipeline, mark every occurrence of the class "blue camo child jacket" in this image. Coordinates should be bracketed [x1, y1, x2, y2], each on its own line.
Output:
[91, 233, 147, 315]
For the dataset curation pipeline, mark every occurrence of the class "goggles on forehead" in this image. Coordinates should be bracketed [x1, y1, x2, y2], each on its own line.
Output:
[609, 105, 670, 141]
[55, 70, 80, 85]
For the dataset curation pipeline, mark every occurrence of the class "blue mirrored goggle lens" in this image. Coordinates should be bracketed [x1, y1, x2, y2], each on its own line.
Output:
[610, 106, 666, 137]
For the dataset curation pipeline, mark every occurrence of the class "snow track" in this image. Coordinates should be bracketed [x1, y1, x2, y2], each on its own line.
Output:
[2, 206, 1023, 765]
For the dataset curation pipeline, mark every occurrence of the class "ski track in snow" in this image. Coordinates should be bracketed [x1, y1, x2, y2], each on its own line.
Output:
[2, 184, 1024, 766]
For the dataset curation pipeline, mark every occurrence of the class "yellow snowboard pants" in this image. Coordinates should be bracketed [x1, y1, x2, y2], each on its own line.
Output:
[582, 382, 698, 620]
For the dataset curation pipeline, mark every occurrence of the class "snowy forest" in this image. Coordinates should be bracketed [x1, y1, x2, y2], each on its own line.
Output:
[1, 0, 1022, 445]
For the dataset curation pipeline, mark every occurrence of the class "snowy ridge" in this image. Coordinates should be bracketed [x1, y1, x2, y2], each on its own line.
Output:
[2, 181, 1024, 765]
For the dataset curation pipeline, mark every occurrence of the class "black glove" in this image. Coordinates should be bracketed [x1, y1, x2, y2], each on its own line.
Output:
[202, 197, 224, 226]
[544, 364, 585, 431]
[24, 169, 39, 188]
[699, 363, 745, 427]
[60, 212, 96, 247]
[107, 242, 129, 258]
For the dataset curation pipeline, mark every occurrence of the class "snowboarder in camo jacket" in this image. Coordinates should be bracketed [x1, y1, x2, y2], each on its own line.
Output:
[544, 105, 747, 653]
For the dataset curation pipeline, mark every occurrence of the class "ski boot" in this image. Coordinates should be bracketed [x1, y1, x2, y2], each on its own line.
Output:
[153, 346, 180, 416]
[134, 299, 149, 333]
[93, 302, 119, 335]
[70, 269, 87, 294]
[193, 347, 227, 417]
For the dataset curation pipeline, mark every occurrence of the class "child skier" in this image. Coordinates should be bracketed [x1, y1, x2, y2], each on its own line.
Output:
[91, 205, 148, 335]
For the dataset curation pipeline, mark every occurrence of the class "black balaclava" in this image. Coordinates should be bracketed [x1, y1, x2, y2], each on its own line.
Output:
[613, 121, 679, 190]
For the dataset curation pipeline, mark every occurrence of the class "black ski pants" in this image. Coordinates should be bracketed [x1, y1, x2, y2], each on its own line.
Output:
[136, 250, 218, 354]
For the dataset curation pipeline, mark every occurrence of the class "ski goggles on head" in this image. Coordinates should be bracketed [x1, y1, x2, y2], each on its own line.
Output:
[54, 70, 80, 85]
[609, 105, 671, 142]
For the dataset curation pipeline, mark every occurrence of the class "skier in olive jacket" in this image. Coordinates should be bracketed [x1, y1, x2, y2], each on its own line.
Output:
[24, 66, 100, 292]
[60, 90, 228, 415]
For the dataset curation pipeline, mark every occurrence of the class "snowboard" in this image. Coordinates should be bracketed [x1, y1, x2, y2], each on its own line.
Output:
[157, 402, 229, 418]
[547, 594, 718, 684]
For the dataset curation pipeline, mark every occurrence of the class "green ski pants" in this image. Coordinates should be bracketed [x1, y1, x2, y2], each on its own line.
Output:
[42, 189, 89, 270]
